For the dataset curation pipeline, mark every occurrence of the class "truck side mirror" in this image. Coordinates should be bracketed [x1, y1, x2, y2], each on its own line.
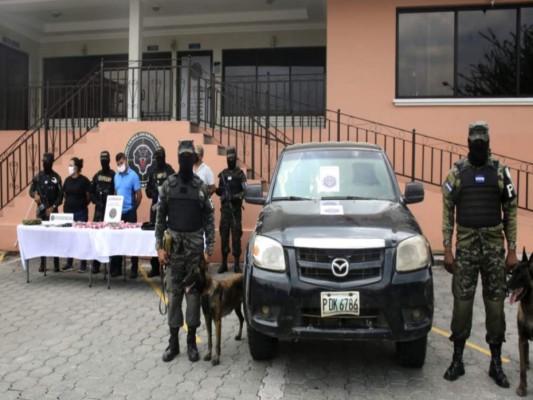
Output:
[403, 181, 424, 204]
[244, 183, 266, 205]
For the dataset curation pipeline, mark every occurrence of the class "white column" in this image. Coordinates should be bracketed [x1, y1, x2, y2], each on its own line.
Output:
[128, 0, 142, 121]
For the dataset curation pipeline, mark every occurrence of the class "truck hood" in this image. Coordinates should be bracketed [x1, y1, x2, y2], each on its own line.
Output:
[254, 200, 422, 248]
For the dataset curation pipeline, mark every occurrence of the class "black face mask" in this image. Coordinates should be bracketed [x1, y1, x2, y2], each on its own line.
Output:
[43, 161, 53, 174]
[101, 159, 110, 172]
[178, 154, 195, 182]
[156, 155, 166, 170]
[227, 157, 237, 170]
[468, 141, 489, 167]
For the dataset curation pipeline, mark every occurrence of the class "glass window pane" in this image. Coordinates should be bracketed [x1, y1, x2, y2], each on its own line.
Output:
[224, 66, 256, 116]
[398, 12, 454, 97]
[457, 9, 517, 96]
[291, 66, 324, 115]
[258, 66, 289, 115]
[520, 7, 533, 95]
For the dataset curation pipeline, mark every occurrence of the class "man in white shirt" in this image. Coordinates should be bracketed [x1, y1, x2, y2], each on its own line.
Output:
[194, 145, 216, 196]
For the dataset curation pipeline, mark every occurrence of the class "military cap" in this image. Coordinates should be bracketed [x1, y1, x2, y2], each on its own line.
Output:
[195, 144, 204, 155]
[154, 146, 165, 157]
[100, 151, 110, 161]
[178, 140, 195, 155]
[43, 152, 54, 162]
[226, 146, 236, 158]
[468, 120, 490, 142]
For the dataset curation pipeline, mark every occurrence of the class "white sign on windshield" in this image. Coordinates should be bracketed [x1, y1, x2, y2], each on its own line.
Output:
[318, 166, 339, 192]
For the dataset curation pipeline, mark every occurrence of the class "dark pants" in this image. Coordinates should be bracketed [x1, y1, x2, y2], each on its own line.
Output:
[219, 204, 243, 258]
[92, 206, 105, 270]
[39, 207, 59, 269]
[110, 209, 138, 274]
[67, 208, 89, 268]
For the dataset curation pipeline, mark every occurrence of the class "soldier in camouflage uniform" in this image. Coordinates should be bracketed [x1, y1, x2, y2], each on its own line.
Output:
[146, 147, 175, 278]
[442, 121, 518, 387]
[89, 151, 115, 273]
[29, 152, 63, 272]
[215, 146, 246, 273]
[155, 140, 215, 363]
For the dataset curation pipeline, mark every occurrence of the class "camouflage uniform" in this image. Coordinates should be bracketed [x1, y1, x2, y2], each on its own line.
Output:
[155, 140, 215, 362]
[442, 121, 516, 387]
[146, 147, 175, 277]
[442, 155, 517, 343]
[215, 146, 247, 273]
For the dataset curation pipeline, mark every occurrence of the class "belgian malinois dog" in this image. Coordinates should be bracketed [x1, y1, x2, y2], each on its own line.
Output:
[507, 249, 533, 397]
[184, 261, 244, 366]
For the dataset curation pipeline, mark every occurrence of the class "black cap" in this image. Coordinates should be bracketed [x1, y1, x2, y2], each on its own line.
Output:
[178, 140, 194, 155]
[100, 151, 110, 161]
[43, 152, 54, 162]
[468, 121, 490, 142]
[226, 146, 236, 158]
[154, 146, 165, 157]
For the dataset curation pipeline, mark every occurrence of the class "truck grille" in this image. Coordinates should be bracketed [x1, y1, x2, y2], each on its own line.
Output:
[300, 308, 387, 329]
[297, 247, 383, 283]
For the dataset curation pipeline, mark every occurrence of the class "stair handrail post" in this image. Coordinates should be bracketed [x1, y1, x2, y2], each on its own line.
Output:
[187, 56, 192, 121]
[265, 72, 270, 146]
[411, 129, 416, 182]
[44, 81, 50, 153]
[251, 105, 256, 180]
[337, 109, 341, 142]
[99, 58, 104, 121]
[209, 72, 216, 128]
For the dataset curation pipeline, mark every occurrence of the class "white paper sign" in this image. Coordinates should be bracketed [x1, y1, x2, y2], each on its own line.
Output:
[49, 213, 74, 225]
[104, 195, 124, 223]
[318, 166, 340, 193]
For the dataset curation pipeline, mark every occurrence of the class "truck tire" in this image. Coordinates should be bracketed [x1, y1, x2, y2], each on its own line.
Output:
[247, 324, 278, 360]
[395, 334, 427, 368]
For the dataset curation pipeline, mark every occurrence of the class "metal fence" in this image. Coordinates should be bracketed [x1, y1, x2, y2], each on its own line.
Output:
[1, 59, 532, 213]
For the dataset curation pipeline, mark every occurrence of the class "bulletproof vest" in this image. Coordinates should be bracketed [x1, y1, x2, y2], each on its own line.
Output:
[223, 169, 244, 196]
[95, 171, 115, 206]
[456, 161, 502, 228]
[155, 170, 171, 186]
[167, 176, 203, 232]
[38, 172, 61, 206]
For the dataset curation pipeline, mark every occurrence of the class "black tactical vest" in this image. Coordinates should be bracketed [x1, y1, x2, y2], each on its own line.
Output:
[167, 175, 203, 232]
[456, 161, 502, 228]
[222, 169, 244, 195]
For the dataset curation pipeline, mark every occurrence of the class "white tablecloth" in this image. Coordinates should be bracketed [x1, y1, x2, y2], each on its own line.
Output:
[91, 228, 157, 258]
[16, 225, 156, 270]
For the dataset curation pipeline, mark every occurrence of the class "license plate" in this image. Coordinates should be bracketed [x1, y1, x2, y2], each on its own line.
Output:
[321, 291, 360, 317]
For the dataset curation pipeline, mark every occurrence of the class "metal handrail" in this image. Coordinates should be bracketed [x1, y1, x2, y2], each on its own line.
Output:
[2, 60, 532, 212]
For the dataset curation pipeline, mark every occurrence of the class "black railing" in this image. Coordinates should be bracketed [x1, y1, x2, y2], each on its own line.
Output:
[1, 59, 532, 213]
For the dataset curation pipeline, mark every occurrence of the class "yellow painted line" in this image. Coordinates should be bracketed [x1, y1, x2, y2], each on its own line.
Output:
[0, 251, 6, 262]
[432, 326, 510, 364]
[140, 266, 202, 343]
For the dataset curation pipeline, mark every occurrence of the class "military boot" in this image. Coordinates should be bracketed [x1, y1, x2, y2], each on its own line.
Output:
[217, 254, 228, 274]
[53, 257, 60, 273]
[162, 327, 180, 362]
[488, 343, 510, 388]
[187, 327, 200, 362]
[233, 256, 242, 273]
[147, 257, 160, 278]
[444, 340, 466, 381]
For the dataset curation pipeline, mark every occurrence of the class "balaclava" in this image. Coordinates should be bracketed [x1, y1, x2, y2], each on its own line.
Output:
[42, 152, 54, 174]
[154, 147, 166, 170]
[226, 146, 237, 170]
[100, 151, 111, 173]
[467, 121, 490, 167]
[178, 140, 195, 182]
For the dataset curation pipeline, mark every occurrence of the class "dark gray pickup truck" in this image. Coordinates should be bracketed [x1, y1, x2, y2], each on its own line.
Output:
[243, 142, 434, 368]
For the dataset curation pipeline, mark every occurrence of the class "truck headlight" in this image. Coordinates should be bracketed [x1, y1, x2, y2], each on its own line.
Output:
[252, 235, 285, 272]
[396, 235, 430, 272]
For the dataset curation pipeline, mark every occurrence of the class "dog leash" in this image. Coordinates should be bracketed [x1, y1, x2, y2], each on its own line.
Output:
[159, 265, 168, 315]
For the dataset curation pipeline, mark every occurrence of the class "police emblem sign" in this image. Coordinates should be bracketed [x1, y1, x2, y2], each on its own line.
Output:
[124, 132, 160, 188]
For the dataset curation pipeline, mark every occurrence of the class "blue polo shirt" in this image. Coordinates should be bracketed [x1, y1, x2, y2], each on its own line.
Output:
[114, 167, 141, 213]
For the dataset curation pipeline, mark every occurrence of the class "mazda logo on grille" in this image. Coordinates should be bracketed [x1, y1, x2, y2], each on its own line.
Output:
[331, 258, 349, 277]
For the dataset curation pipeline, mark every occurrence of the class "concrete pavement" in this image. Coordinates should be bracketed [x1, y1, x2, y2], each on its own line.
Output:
[0, 254, 524, 399]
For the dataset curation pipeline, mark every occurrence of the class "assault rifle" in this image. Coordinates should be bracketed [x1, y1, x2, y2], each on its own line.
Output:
[36, 184, 50, 219]
[220, 172, 237, 225]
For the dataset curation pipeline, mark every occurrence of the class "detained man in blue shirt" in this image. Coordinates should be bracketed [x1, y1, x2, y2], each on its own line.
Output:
[110, 152, 143, 278]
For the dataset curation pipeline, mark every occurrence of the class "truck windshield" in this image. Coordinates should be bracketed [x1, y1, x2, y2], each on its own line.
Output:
[271, 149, 397, 201]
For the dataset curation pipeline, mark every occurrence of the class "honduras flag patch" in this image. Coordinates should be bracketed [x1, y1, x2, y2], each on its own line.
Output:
[445, 182, 453, 192]
[475, 174, 485, 184]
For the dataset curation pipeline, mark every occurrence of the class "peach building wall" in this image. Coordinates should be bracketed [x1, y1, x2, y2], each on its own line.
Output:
[0, 122, 261, 262]
[327, 0, 533, 252]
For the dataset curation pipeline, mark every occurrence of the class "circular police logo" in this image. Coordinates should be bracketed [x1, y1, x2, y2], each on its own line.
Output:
[124, 132, 160, 188]
[109, 208, 117, 219]
[322, 175, 337, 188]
